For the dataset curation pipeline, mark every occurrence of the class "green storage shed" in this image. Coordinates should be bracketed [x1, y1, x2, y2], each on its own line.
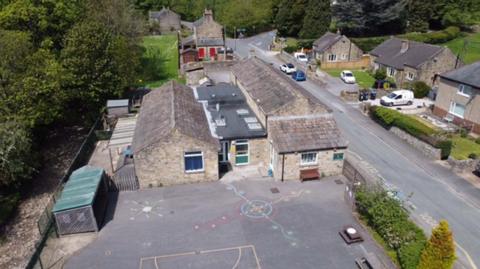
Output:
[53, 166, 108, 236]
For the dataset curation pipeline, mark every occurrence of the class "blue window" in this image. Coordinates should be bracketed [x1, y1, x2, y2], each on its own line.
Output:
[184, 151, 204, 172]
[333, 152, 344, 161]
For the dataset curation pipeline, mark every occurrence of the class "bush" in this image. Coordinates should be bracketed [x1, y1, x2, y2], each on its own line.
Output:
[351, 36, 389, 52]
[297, 39, 315, 49]
[283, 45, 298, 53]
[468, 153, 478, 159]
[476, 137, 480, 144]
[0, 193, 20, 226]
[370, 106, 400, 126]
[436, 140, 453, 160]
[374, 69, 387, 80]
[459, 128, 468, 138]
[399, 26, 461, 44]
[412, 81, 431, 98]
[398, 236, 427, 269]
[370, 107, 436, 137]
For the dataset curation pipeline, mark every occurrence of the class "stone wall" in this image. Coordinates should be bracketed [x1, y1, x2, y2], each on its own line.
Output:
[135, 131, 219, 188]
[389, 127, 441, 160]
[446, 156, 480, 174]
[272, 149, 345, 181]
[417, 48, 458, 87]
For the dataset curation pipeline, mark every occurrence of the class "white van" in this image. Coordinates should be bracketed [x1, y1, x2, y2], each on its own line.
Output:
[380, 90, 414, 106]
[294, 52, 308, 63]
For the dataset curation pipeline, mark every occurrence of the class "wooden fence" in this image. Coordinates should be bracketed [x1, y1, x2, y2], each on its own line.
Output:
[321, 55, 371, 70]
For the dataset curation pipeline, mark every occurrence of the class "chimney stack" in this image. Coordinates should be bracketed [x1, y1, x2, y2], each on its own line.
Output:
[204, 9, 213, 22]
[400, 40, 409, 53]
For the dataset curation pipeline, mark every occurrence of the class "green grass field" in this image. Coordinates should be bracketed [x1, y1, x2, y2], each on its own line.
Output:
[323, 69, 375, 89]
[443, 32, 480, 64]
[139, 35, 179, 88]
[450, 135, 480, 160]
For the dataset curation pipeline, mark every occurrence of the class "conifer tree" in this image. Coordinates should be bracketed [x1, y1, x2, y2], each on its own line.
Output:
[417, 220, 456, 269]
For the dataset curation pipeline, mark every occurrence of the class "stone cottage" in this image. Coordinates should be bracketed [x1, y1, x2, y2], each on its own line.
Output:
[370, 37, 459, 86]
[268, 114, 348, 181]
[433, 61, 480, 134]
[313, 32, 363, 64]
[132, 81, 219, 187]
[148, 7, 181, 34]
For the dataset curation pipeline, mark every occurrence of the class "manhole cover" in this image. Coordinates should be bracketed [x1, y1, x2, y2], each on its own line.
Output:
[270, 187, 280, 194]
[335, 179, 344, 185]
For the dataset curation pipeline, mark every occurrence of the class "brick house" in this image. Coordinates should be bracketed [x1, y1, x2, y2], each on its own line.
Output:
[313, 32, 363, 64]
[268, 114, 348, 181]
[432, 61, 480, 134]
[370, 37, 459, 86]
[181, 9, 225, 63]
[148, 7, 181, 34]
[132, 81, 219, 187]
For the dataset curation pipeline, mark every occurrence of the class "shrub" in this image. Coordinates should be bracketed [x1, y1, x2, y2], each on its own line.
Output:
[283, 45, 298, 54]
[468, 153, 478, 159]
[459, 128, 468, 138]
[297, 39, 315, 49]
[370, 106, 400, 126]
[374, 69, 387, 80]
[412, 81, 431, 98]
[0, 193, 20, 226]
[436, 140, 453, 160]
[370, 107, 436, 137]
[398, 235, 427, 269]
[476, 137, 480, 144]
[351, 36, 389, 52]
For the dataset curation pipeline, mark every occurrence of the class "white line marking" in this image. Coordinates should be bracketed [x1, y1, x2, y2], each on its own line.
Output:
[232, 248, 242, 269]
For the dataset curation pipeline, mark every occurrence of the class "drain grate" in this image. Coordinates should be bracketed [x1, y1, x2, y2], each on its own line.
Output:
[270, 187, 280, 194]
[334, 179, 344, 185]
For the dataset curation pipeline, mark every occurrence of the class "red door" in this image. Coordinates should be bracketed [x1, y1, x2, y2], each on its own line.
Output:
[209, 47, 217, 59]
[198, 48, 205, 59]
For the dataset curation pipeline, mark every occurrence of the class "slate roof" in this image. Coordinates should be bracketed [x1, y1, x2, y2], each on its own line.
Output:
[370, 37, 444, 70]
[132, 81, 218, 153]
[268, 114, 348, 153]
[149, 8, 180, 20]
[440, 61, 480, 88]
[196, 83, 266, 139]
[230, 57, 329, 114]
[313, 32, 343, 53]
[197, 37, 224, 46]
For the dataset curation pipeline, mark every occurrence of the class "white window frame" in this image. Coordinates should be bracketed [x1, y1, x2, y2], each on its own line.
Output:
[341, 54, 347, 60]
[387, 67, 396, 77]
[234, 140, 249, 166]
[327, 54, 337, 62]
[184, 151, 205, 173]
[406, 72, 415, 81]
[300, 152, 318, 166]
[449, 101, 465, 118]
[457, 84, 472, 97]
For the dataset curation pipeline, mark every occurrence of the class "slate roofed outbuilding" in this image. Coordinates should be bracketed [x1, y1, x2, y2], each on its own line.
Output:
[231, 57, 330, 115]
[313, 32, 343, 53]
[440, 61, 480, 88]
[370, 37, 444, 70]
[149, 7, 180, 20]
[268, 114, 348, 153]
[132, 81, 218, 154]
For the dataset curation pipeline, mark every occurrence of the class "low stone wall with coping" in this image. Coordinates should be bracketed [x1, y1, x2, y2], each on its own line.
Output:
[389, 127, 441, 160]
[446, 156, 480, 174]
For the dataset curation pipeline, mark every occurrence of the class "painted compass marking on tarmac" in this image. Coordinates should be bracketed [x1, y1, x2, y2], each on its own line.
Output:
[127, 199, 164, 220]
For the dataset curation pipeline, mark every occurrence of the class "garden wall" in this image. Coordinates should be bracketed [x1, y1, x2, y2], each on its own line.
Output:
[390, 127, 442, 160]
[446, 157, 480, 173]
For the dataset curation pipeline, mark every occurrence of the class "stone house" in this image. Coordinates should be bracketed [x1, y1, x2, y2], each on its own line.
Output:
[370, 37, 459, 86]
[132, 81, 219, 188]
[181, 9, 225, 62]
[433, 61, 480, 134]
[313, 32, 363, 64]
[148, 7, 181, 34]
[268, 114, 348, 181]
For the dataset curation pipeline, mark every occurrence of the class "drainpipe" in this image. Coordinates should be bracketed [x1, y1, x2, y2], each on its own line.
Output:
[281, 153, 285, 182]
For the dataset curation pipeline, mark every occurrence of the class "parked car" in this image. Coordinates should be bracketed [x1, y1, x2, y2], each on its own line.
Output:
[280, 63, 296, 74]
[294, 52, 308, 63]
[291, 70, 306, 81]
[380, 90, 414, 106]
[340, 70, 356, 84]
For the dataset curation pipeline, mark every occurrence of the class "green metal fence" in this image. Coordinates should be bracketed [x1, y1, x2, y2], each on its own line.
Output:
[25, 117, 103, 269]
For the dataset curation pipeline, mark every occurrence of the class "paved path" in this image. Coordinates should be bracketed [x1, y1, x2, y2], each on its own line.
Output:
[228, 34, 480, 269]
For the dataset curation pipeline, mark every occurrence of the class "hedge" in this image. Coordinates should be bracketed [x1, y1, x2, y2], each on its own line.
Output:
[411, 81, 431, 98]
[0, 193, 20, 226]
[356, 187, 427, 269]
[352, 27, 462, 52]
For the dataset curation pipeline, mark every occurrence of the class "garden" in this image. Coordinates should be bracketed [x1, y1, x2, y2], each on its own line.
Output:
[369, 106, 480, 161]
[323, 69, 375, 89]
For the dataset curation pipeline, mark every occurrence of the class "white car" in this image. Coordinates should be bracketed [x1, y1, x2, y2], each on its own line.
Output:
[294, 52, 308, 63]
[340, 70, 356, 84]
[380, 90, 414, 106]
[280, 63, 296, 74]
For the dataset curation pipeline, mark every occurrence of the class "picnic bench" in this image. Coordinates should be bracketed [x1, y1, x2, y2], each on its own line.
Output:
[300, 168, 320, 182]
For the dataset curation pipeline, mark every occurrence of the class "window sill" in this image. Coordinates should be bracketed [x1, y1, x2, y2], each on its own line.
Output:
[456, 92, 471, 98]
[185, 170, 205, 174]
[300, 163, 318, 167]
[448, 112, 464, 119]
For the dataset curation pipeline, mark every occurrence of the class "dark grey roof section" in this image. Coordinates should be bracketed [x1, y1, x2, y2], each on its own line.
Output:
[313, 32, 342, 53]
[193, 17, 204, 27]
[132, 81, 218, 153]
[231, 57, 331, 114]
[370, 37, 444, 70]
[269, 114, 348, 153]
[149, 8, 180, 20]
[197, 37, 224, 46]
[440, 61, 480, 88]
[196, 83, 266, 139]
[181, 35, 195, 46]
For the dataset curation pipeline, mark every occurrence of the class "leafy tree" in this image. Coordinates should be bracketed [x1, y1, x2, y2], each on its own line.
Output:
[333, 0, 407, 36]
[0, 121, 35, 188]
[275, 0, 307, 37]
[418, 220, 456, 269]
[299, 0, 331, 39]
[407, 0, 431, 32]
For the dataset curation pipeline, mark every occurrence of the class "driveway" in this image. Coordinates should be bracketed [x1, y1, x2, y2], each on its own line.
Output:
[229, 36, 480, 269]
[65, 178, 394, 269]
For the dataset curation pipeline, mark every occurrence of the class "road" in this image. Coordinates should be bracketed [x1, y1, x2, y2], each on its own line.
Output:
[227, 32, 480, 268]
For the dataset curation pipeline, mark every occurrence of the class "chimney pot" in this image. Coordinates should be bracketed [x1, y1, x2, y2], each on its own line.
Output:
[400, 40, 409, 53]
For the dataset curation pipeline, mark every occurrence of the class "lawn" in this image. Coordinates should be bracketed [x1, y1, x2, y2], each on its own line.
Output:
[450, 135, 480, 160]
[443, 32, 480, 64]
[139, 35, 180, 88]
[323, 68, 375, 89]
